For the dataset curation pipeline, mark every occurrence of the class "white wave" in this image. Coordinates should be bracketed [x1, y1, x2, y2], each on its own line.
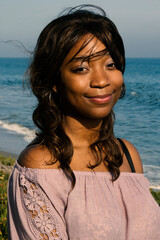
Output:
[143, 164, 160, 186]
[144, 165, 160, 174]
[0, 120, 35, 142]
[131, 91, 138, 96]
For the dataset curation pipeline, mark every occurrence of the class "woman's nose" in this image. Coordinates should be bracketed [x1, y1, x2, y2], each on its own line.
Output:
[90, 68, 111, 88]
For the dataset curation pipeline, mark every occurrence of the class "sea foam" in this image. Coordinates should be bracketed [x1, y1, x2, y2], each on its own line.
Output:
[0, 120, 35, 142]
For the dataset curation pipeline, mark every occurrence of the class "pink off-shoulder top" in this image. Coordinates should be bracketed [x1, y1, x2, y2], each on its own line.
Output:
[7, 161, 160, 240]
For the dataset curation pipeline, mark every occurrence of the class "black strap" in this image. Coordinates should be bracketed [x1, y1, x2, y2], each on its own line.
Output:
[117, 138, 136, 173]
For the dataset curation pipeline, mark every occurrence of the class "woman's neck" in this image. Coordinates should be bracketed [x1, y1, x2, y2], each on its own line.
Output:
[63, 115, 103, 148]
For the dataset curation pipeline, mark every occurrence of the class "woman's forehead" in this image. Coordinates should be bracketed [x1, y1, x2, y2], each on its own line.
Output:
[64, 35, 108, 64]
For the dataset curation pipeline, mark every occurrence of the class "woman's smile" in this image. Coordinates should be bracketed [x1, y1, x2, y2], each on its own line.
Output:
[85, 93, 114, 104]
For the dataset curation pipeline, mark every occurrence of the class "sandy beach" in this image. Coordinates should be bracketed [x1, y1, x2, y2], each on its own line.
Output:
[0, 125, 29, 157]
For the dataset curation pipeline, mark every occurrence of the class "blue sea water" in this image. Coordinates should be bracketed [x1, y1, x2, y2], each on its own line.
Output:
[0, 58, 160, 185]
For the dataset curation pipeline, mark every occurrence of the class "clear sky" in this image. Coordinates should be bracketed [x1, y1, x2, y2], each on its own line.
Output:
[0, 0, 160, 58]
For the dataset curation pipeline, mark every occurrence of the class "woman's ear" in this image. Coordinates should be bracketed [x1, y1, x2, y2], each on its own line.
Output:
[53, 85, 57, 93]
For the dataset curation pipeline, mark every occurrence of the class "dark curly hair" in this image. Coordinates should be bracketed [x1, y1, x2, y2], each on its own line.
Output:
[26, 4, 126, 187]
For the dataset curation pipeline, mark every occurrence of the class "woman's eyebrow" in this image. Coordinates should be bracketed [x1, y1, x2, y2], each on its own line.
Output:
[67, 55, 90, 65]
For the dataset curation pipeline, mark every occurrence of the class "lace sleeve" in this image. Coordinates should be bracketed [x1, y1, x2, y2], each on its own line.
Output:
[19, 173, 66, 240]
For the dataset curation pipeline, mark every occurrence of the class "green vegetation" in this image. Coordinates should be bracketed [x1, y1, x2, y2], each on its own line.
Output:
[0, 155, 15, 166]
[0, 171, 9, 240]
[0, 154, 160, 239]
[0, 155, 15, 240]
[150, 189, 160, 206]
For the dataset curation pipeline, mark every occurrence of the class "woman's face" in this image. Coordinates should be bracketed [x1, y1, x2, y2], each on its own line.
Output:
[60, 35, 123, 120]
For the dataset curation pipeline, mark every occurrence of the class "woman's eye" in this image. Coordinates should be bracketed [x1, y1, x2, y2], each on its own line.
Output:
[72, 67, 88, 73]
[106, 62, 116, 69]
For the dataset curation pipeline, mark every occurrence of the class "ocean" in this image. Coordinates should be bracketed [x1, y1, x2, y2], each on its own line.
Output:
[0, 58, 160, 186]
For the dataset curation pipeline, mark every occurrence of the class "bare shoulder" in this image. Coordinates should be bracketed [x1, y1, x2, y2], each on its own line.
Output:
[121, 139, 143, 173]
[17, 144, 59, 169]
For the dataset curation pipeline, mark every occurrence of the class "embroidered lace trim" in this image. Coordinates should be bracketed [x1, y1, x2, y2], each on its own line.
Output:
[20, 173, 63, 240]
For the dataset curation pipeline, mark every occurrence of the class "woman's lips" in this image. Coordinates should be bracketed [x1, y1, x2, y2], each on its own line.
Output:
[86, 94, 113, 104]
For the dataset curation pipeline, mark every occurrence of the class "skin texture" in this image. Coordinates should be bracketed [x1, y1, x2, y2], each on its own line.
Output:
[18, 36, 143, 174]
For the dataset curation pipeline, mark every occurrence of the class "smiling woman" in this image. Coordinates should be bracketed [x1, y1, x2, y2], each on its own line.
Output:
[7, 4, 160, 240]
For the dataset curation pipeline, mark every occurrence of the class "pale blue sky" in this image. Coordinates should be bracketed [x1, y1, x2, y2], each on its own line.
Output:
[0, 0, 160, 57]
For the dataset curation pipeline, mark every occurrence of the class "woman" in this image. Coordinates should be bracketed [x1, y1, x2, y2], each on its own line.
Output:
[7, 5, 160, 240]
